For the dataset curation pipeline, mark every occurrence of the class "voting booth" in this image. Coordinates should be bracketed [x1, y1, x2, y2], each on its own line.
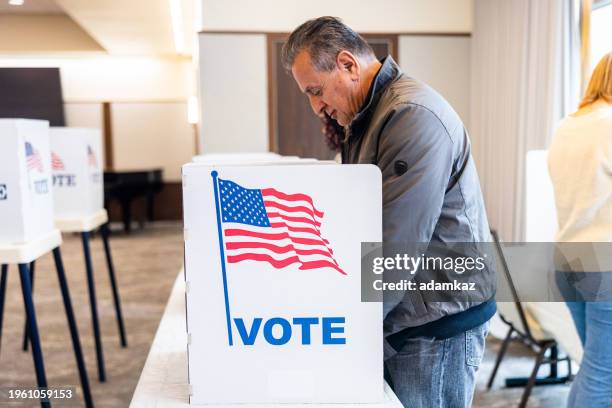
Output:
[193, 152, 281, 162]
[0, 119, 54, 244]
[49, 127, 104, 219]
[525, 150, 558, 242]
[193, 153, 327, 166]
[182, 163, 383, 405]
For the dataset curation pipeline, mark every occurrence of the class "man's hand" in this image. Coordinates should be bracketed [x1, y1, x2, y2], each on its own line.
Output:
[321, 113, 345, 152]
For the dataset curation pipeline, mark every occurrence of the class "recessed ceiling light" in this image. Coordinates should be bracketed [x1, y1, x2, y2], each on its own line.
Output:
[9, 0, 25, 6]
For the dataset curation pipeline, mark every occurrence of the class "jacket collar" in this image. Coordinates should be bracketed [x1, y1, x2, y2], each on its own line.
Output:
[347, 55, 402, 140]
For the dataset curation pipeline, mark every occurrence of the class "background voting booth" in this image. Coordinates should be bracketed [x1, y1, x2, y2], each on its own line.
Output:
[46, 127, 128, 383]
[182, 159, 384, 405]
[50, 127, 104, 220]
[0, 119, 93, 407]
[523, 150, 582, 363]
[193, 152, 282, 163]
[0, 119, 54, 244]
[192, 153, 325, 165]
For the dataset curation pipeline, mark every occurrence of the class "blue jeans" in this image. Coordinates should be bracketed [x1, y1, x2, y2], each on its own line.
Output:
[384, 321, 489, 408]
[566, 301, 612, 408]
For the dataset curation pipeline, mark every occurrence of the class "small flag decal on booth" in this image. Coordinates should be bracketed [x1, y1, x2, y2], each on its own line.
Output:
[216, 175, 344, 274]
[25, 142, 43, 173]
[51, 152, 65, 171]
[87, 145, 98, 168]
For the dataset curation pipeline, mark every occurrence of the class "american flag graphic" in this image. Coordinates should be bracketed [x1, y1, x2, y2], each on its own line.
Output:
[87, 145, 98, 168]
[25, 142, 44, 173]
[51, 151, 65, 171]
[218, 178, 345, 275]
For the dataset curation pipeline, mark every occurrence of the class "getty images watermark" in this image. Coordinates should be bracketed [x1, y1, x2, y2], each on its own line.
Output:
[361, 241, 612, 303]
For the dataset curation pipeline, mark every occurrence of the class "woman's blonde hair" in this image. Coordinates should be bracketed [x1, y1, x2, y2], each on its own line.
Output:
[580, 51, 612, 108]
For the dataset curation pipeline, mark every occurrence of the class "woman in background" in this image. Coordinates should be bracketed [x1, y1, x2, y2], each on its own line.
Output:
[548, 52, 612, 408]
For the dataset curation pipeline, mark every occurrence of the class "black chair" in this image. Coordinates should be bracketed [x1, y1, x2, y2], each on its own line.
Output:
[488, 230, 572, 408]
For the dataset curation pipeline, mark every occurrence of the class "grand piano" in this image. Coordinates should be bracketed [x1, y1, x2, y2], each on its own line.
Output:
[104, 169, 163, 232]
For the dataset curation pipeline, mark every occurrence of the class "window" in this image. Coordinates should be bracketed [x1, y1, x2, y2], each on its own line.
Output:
[591, 0, 612, 68]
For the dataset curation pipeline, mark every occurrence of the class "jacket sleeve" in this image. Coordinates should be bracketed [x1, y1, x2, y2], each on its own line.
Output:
[377, 103, 455, 320]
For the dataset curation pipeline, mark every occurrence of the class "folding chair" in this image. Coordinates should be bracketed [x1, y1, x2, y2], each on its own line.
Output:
[487, 230, 572, 408]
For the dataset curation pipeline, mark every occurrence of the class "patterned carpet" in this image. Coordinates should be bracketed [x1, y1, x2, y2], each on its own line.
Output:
[0, 221, 572, 407]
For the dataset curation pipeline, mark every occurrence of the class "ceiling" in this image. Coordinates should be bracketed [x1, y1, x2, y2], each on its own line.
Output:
[0, 0, 63, 14]
[0, 0, 194, 56]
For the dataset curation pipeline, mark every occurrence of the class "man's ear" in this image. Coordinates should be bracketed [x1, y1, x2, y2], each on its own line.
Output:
[336, 50, 360, 79]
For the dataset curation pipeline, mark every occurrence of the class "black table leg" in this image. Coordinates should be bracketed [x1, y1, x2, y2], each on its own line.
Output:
[146, 191, 155, 222]
[81, 231, 106, 382]
[100, 224, 127, 347]
[52, 248, 94, 408]
[18, 263, 50, 408]
[120, 198, 132, 233]
[23, 260, 35, 351]
[0, 264, 7, 355]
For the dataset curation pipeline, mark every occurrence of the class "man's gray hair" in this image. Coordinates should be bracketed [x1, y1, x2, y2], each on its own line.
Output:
[281, 16, 375, 72]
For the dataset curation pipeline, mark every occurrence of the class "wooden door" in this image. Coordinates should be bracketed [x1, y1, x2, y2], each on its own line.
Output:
[268, 34, 397, 159]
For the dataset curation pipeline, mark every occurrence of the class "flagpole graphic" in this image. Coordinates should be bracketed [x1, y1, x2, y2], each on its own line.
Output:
[211, 170, 234, 346]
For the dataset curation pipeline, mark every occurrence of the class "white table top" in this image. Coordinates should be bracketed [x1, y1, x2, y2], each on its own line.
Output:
[55, 209, 108, 233]
[0, 229, 62, 264]
[131, 272, 403, 408]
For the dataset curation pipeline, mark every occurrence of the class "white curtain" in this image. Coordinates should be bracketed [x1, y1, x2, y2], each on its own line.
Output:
[470, 0, 579, 241]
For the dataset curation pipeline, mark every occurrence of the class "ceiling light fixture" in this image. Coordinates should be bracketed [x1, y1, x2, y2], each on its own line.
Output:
[169, 0, 186, 55]
[8, 0, 25, 6]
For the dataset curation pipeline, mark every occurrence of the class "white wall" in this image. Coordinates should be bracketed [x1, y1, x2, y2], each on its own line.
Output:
[198, 34, 471, 153]
[200, 0, 472, 33]
[64, 103, 103, 128]
[0, 55, 192, 102]
[112, 102, 194, 180]
[197, 1, 473, 154]
[0, 55, 195, 181]
[199, 34, 269, 153]
[199, 0, 473, 152]
[398, 35, 471, 129]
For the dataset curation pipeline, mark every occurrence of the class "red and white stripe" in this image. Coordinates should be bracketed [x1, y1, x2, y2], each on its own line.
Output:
[27, 151, 43, 172]
[223, 187, 345, 275]
[51, 152, 65, 171]
[88, 149, 98, 168]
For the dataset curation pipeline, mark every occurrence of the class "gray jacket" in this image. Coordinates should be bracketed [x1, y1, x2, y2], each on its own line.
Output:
[341, 57, 494, 356]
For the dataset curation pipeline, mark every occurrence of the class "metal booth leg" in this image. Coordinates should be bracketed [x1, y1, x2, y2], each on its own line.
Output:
[52, 248, 94, 408]
[0, 264, 7, 355]
[18, 263, 50, 408]
[23, 260, 35, 351]
[81, 231, 106, 382]
[100, 223, 127, 347]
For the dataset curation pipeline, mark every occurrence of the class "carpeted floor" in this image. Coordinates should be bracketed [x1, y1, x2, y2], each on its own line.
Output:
[0, 221, 573, 407]
[0, 222, 184, 407]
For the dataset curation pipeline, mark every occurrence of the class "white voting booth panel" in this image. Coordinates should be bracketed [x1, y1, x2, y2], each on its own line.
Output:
[0, 119, 54, 244]
[523, 150, 583, 363]
[50, 127, 104, 219]
[525, 150, 558, 242]
[183, 163, 383, 405]
[193, 154, 328, 166]
[193, 152, 281, 162]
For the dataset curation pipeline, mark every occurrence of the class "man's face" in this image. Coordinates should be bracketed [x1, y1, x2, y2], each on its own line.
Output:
[291, 50, 360, 126]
